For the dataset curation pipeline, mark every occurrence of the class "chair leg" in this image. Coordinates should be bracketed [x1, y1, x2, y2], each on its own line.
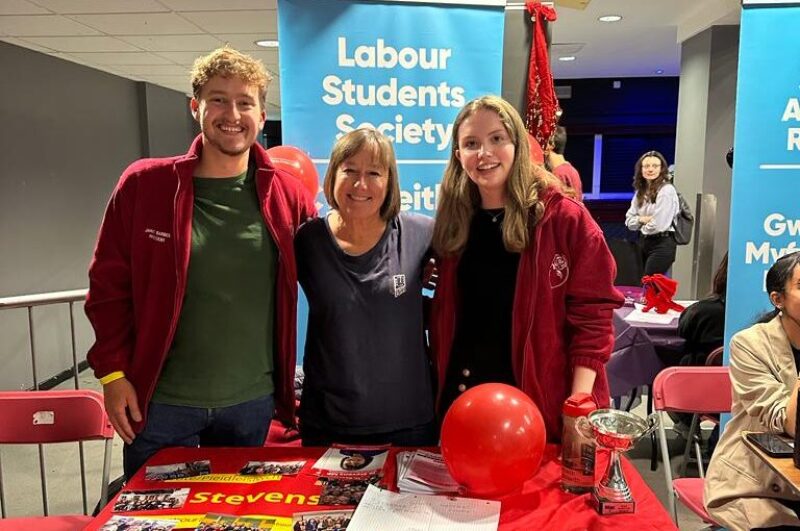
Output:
[622, 386, 639, 412]
[647, 385, 658, 471]
[657, 411, 678, 523]
[695, 437, 706, 478]
[100, 438, 113, 508]
[679, 413, 700, 477]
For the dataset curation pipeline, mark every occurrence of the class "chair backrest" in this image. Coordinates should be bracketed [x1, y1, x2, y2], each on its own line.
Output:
[0, 390, 114, 444]
[652, 366, 732, 415]
[705, 345, 725, 366]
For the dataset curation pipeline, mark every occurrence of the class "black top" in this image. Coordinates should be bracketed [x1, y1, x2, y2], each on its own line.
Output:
[440, 209, 520, 416]
[793, 346, 800, 375]
[677, 296, 726, 365]
[295, 213, 435, 434]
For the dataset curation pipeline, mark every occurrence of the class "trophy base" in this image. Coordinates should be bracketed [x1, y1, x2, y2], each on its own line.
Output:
[592, 490, 636, 515]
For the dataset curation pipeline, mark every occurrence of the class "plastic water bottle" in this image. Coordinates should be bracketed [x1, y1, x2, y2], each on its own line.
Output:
[562, 392, 597, 492]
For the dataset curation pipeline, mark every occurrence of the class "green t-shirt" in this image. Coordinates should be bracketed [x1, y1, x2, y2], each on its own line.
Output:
[152, 167, 277, 407]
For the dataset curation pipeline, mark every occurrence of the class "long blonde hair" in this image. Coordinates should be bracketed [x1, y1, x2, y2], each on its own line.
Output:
[432, 95, 561, 255]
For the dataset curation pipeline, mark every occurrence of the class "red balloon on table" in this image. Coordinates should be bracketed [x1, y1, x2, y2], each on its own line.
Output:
[266, 145, 319, 199]
[441, 383, 547, 497]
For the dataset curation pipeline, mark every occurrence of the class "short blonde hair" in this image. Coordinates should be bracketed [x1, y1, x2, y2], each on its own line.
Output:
[190, 47, 272, 108]
[323, 129, 401, 221]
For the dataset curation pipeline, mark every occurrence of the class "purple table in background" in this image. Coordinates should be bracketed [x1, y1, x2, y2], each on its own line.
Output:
[607, 299, 686, 400]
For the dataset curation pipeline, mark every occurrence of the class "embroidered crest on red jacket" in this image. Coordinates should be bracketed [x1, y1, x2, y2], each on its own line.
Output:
[549, 253, 569, 288]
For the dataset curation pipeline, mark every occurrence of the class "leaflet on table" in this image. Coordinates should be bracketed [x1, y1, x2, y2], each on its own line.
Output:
[194, 513, 278, 530]
[292, 508, 354, 530]
[100, 515, 182, 531]
[311, 444, 390, 478]
[347, 484, 501, 531]
[144, 458, 309, 484]
[396, 450, 460, 494]
[146, 460, 212, 481]
[624, 308, 677, 325]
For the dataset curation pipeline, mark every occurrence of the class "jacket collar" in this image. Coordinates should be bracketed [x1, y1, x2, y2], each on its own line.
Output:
[763, 315, 797, 372]
[175, 135, 273, 175]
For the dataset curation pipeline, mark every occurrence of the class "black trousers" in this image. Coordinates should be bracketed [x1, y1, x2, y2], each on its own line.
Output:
[639, 233, 677, 276]
[299, 419, 438, 447]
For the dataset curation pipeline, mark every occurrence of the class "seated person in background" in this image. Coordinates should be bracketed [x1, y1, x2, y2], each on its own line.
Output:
[670, 253, 728, 440]
[704, 252, 800, 530]
[678, 253, 728, 366]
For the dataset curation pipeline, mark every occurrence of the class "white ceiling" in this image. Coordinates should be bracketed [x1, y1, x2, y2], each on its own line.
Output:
[549, 0, 741, 79]
[0, 0, 741, 115]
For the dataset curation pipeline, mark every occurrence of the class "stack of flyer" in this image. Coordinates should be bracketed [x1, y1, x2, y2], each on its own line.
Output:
[348, 484, 501, 531]
[395, 449, 460, 495]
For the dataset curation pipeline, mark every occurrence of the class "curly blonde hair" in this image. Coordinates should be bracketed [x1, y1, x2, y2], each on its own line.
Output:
[190, 47, 272, 108]
[432, 95, 563, 256]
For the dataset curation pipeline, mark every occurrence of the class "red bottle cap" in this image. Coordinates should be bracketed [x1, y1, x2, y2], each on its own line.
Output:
[563, 392, 597, 417]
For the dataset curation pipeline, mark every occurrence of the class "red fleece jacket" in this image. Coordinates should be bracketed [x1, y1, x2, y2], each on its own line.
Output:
[430, 191, 623, 441]
[85, 136, 316, 430]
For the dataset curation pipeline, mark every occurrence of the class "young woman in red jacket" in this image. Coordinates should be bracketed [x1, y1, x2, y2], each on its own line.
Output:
[430, 96, 624, 441]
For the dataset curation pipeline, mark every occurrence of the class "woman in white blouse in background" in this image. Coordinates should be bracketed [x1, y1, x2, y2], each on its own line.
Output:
[625, 150, 680, 277]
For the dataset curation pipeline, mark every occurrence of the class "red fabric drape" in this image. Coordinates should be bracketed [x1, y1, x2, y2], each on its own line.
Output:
[525, 1, 561, 149]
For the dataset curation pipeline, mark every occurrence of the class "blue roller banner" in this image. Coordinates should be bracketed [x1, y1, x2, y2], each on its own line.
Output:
[725, 3, 800, 354]
[277, 0, 505, 361]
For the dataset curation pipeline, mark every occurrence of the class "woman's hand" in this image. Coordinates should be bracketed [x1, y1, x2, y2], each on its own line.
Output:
[639, 215, 653, 225]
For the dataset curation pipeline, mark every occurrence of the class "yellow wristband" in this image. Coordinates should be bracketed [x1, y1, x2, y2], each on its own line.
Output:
[99, 371, 125, 385]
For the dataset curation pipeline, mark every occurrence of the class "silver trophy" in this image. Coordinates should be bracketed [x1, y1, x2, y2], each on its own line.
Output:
[576, 409, 658, 514]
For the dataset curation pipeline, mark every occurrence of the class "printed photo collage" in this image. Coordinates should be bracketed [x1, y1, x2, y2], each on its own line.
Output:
[99, 446, 390, 530]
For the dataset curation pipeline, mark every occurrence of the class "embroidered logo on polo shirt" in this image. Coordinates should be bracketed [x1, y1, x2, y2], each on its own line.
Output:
[144, 228, 171, 243]
[392, 274, 407, 297]
[549, 253, 569, 288]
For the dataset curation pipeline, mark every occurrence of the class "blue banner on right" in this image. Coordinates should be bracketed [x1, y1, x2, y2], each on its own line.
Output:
[725, 3, 800, 349]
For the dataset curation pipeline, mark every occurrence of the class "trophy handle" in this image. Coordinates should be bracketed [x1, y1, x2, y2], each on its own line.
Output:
[575, 416, 594, 439]
[642, 413, 660, 438]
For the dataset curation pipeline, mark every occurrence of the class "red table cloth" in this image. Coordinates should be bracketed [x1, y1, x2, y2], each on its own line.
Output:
[88, 444, 677, 531]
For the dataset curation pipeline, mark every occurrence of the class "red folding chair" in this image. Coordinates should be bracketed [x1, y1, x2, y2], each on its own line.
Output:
[0, 390, 115, 530]
[652, 366, 731, 526]
[675, 345, 726, 477]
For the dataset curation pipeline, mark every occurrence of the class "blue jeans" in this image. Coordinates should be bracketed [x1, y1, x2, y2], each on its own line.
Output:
[123, 394, 274, 479]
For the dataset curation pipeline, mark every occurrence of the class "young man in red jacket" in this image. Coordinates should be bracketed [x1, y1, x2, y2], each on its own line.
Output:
[85, 47, 316, 479]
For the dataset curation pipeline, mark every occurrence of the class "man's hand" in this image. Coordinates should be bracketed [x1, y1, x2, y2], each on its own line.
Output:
[103, 377, 141, 444]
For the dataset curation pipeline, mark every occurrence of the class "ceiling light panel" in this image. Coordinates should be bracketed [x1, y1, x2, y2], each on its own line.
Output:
[118, 34, 224, 52]
[181, 10, 277, 34]
[68, 13, 202, 35]
[20, 35, 139, 52]
[0, 1, 49, 16]
[0, 15, 99, 36]
[31, 0, 169, 14]
[160, 0, 276, 10]
[217, 33, 278, 51]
